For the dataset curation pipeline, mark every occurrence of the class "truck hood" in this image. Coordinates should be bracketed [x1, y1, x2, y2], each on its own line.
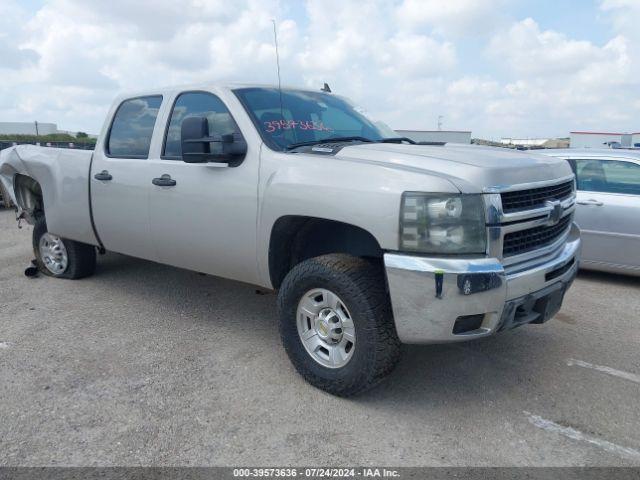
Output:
[330, 143, 573, 193]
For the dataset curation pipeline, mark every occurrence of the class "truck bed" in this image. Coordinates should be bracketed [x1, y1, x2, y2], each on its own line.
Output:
[0, 145, 98, 246]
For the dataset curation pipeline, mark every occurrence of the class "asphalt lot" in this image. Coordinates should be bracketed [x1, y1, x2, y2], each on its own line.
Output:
[1, 207, 639, 466]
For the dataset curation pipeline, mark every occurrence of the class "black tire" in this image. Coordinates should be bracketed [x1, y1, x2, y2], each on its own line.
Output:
[32, 216, 96, 279]
[278, 254, 401, 396]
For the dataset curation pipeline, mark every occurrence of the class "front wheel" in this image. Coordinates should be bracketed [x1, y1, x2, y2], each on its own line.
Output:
[32, 216, 96, 279]
[278, 254, 401, 396]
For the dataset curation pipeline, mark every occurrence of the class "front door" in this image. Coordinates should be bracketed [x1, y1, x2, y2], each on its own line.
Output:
[146, 90, 260, 285]
[573, 158, 640, 270]
[90, 95, 163, 261]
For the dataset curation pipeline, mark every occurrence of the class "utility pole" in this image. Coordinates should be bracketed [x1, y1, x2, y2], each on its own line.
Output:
[34, 121, 39, 137]
[437, 115, 443, 131]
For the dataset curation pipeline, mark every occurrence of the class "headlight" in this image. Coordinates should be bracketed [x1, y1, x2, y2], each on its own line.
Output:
[400, 193, 486, 254]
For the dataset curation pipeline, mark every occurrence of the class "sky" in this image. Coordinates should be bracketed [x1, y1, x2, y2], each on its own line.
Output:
[1, 0, 639, 139]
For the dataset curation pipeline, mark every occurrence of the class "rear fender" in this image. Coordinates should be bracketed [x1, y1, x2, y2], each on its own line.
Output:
[0, 145, 99, 245]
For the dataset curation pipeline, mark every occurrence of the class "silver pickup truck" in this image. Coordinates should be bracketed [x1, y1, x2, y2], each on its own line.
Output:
[0, 83, 581, 396]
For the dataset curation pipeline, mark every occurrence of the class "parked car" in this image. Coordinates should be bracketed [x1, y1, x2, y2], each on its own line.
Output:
[0, 84, 580, 396]
[541, 149, 640, 276]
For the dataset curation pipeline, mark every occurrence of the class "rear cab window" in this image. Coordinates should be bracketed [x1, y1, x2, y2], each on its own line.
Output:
[106, 95, 163, 158]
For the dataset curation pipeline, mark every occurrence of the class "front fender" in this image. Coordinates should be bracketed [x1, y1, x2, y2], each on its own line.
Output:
[255, 148, 460, 287]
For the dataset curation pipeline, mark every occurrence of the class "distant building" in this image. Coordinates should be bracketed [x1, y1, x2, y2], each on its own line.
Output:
[0, 122, 58, 136]
[395, 130, 471, 144]
[501, 138, 549, 147]
[570, 131, 640, 148]
[500, 137, 570, 149]
[0, 122, 97, 139]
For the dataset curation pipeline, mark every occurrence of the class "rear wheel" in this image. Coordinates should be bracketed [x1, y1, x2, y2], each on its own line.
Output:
[278, 254, 401, 396]
[32, 216, 96, 279]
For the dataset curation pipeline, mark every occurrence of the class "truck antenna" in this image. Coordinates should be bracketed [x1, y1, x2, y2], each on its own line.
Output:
[271, 19, 285, 121]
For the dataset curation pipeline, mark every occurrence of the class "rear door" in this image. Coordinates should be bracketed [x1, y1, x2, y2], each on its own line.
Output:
[572, 157, 640, 269]
[90, 95, 163, 261]
[146, 90, 261, 284]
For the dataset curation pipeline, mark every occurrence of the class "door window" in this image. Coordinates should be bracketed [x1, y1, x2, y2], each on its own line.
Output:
[163, 92, 241, 159]
[106, 96, 163, 158]
[575, 159, 640, 195]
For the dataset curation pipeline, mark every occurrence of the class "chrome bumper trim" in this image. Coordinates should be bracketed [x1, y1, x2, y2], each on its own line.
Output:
[384, 223, 581, 344]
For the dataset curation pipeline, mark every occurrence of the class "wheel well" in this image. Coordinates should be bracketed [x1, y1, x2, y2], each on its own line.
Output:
[13, 174, 44, 221]
[268, 216, 383, 289]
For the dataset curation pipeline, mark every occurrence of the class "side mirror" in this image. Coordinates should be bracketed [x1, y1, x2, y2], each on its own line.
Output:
[180, 116, 248, 165]
[181, 116, 209, 163]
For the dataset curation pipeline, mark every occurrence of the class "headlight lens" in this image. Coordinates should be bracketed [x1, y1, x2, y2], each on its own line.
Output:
[400, 193, 486, 254]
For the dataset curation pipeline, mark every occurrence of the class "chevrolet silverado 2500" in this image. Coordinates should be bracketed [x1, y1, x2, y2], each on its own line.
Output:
[0, 84, 581, 396]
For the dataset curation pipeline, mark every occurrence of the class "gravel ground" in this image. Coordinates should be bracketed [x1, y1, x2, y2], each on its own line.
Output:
[1, 207, 639, 466]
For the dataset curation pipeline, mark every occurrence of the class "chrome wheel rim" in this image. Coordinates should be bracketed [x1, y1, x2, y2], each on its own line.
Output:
[39, 233, 68, 275]
[296, 288, 356, 369]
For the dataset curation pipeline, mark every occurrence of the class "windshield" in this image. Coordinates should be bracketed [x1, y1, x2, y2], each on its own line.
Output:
[234, 87, 387, 151]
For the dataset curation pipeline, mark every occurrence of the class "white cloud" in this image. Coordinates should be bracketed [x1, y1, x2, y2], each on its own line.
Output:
[1, 0, 296, 131]
[471, 17, 639, 136]
[0, 0, 638, 138]
[601, 0, 640, 40]
[0, 5, 38, 70]
[294, 0, 457, 128]
[488, 18, 623, 76]
[382, 33, 456, 78]
[396, 0, 508, 37]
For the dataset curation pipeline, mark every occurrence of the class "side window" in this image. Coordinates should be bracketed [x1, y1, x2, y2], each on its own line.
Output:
[107, 96, 162, 158]
[576, 159, 640, 195]
[163, 92, 241, 159]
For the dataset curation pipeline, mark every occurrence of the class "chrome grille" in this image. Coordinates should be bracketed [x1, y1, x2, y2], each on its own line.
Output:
[503, 215, 571, 257]
[485, 175, 576, 268]
[500, 180, 574, 213]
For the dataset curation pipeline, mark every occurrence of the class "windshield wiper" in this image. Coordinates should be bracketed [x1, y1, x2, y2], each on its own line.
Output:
[379, 137, 417, 144]
[285, 136, 375, 151]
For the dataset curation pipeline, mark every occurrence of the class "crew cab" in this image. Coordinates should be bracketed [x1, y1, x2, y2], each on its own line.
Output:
[0, 83, 581, 396]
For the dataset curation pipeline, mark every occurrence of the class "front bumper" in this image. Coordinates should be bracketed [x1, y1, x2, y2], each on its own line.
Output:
[384, 223, 581, 344]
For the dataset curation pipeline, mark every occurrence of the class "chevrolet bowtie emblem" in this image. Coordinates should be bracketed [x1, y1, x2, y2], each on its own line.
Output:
[546, 200, 562, 225]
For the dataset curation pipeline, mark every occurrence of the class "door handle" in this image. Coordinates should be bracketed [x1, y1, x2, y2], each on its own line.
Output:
[94, 170, 112, 181]
[152, 174, 177, 187]
[577, 199, 603, 206]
